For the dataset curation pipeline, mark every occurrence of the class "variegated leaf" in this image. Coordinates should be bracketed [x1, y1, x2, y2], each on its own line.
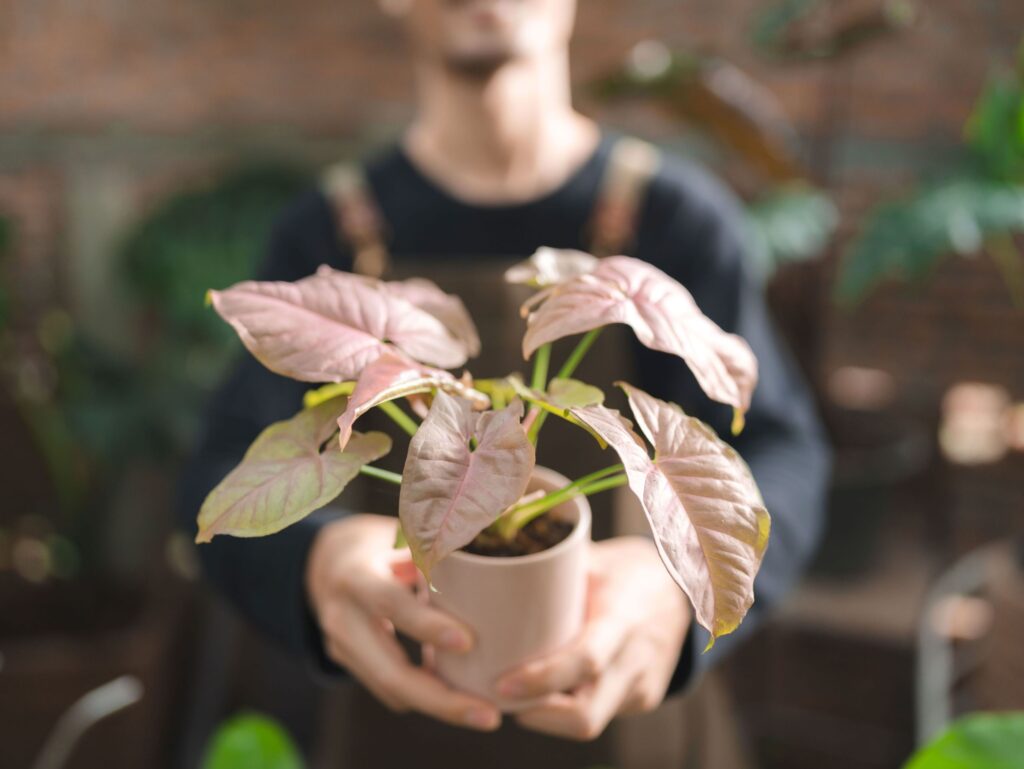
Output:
[572, 385, 769, 644]
[336, 349, 488, 450]
[522, 255, 758, 415]
[196, 396, 391, 542]
[209, 268, 467, 382]
[399, 393, 535, 580]
[382, 276, 481, 358]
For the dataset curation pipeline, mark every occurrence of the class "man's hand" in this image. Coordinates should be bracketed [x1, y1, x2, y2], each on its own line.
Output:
[497, 536, 690, 741]
[306, 513, 502, 731]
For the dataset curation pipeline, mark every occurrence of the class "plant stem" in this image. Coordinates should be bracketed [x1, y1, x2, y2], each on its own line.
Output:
[529, 329, 604, 443]
[555, 328, 603, 380]
[377, 401, 419, 437]
[531, 343, 552, 391]
[495, 464, 626, 539]
[359, 465, 403, 485]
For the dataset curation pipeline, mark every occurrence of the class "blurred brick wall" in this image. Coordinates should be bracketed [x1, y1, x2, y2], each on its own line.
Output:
[1, 0, 1022, 526]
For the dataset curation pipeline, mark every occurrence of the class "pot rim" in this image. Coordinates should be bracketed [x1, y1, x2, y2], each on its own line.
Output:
[444, 467, 592, 568]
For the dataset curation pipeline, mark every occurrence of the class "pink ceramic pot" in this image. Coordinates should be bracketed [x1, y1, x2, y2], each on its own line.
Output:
[428, 466, 592, 711]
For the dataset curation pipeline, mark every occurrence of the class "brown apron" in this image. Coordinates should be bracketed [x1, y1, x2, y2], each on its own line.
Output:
[312, 141, 754, 769]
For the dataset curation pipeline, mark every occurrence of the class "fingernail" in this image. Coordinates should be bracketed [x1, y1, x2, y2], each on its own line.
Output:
[497, 676, 526, 698]
[440, 627, 471, 652]
[466, 707, 499, 730]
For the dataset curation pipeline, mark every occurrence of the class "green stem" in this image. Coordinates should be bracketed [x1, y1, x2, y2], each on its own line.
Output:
[377, 401, 419, 438]
[529, 329, 604, 443]
[555, 328, 603, 380]
[496, 464, 626, 538]
[360, 465, 403, 485]
[531, 343, 552, 391]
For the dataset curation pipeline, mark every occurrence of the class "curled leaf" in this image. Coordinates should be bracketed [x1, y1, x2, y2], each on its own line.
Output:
[209, 268, 467, 382]
[571, 385, 769, 644]
[505, 246, 599, 287]
[196, 396, 391, 543]
[336, 349, 489, 450]
[522, 255, 758, 414]
[399, 393, 535, 580]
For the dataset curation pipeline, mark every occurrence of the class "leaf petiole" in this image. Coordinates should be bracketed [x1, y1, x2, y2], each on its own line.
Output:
[531, 343, 552, 390]
[494, 463, 626, 539]
[529, 328, 604, 442]
[377, 400, 419, 437]
[359, 465, 403, 485]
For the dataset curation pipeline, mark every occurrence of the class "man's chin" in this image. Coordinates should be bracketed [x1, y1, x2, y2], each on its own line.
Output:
[443, 46, 519, 77]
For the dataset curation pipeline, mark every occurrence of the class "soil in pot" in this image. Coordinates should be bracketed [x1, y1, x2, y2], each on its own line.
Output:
[462, 513, 573, 558]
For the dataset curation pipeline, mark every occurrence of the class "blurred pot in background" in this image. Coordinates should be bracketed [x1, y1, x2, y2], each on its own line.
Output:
[811, 366, 932, 578]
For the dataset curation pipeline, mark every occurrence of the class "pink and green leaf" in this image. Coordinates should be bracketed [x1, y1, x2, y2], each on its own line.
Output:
[195, 396, 391, 543]
[336, 349, 489, 450]
[571, 385, 769, 645]
[208, 268, 467, 383]
[399, 392, 535, 581]
[521, 255, 758, 416]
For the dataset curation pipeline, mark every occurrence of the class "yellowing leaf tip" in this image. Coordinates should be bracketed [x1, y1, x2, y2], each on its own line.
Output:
[204, 289, 214, 308]
[731, 409, 746, 436]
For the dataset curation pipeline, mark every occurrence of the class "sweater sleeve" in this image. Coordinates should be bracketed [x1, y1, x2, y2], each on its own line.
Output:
[176, 190, 352, 671]
[633, 163, 832, 693]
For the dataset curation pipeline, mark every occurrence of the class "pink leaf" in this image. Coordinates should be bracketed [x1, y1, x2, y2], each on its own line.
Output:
[382, 277, 481, 358]
[399, 392, 535, 580]
[522, 255, 758, 414]
[572, 385, 769, 644]
[504, 246, 599, 287]
[209, 268, 467, 382]
[336, 349, 489, 450]
[196, 396, 391, 543]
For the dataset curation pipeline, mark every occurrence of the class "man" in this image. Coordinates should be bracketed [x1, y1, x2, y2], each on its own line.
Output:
[179, 0, 830, 747]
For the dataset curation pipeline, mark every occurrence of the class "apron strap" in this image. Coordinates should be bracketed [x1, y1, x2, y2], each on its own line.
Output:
[321, 162, 391, 277]
[321, 136, 662, 274]
[587, 137, 661, 257]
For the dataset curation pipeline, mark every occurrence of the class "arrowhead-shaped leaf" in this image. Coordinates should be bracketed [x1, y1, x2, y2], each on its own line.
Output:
[336, 349, 489, 450]
[399, 392, 535, 580]
[572, 385, 769, 644]
[505, 246, 599, 287]
[209, 268, 467, 383]
[522, 255, 758, 414]
[381, 277, 481, 358]
[196, 396, 391, 542]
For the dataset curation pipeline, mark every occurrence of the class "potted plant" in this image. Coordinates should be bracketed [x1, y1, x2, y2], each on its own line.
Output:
[194, 246, 771, 708]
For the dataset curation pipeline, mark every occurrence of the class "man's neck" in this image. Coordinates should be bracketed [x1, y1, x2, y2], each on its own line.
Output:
[404, 51, 599, 205]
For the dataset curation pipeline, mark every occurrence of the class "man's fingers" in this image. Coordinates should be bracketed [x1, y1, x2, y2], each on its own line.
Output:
[324, 605, 501, 732]
[357, 575, 474, 652]
[496, 614, 625, 699]
[392, 663, 503, 732]
[514, 643, 641, 741]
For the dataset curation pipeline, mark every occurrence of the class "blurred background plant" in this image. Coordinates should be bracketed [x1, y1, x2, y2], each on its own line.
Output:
[836, 39, 1024, 305]
[200, 713, 305, 769]
[595, 39, 839, 284]
[903, 711, 1024, 769]
[0, 164, 310, 589]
